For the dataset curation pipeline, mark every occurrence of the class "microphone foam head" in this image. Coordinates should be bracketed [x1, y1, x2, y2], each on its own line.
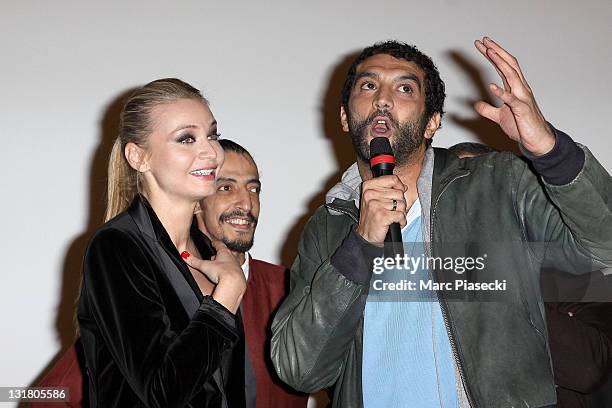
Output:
[370, 137, 393, 159]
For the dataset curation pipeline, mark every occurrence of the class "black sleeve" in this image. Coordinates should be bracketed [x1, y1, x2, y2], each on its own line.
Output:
[330, 227, 383, 285]
[520, 125, 585, 186]
[82, 228, 238, 408]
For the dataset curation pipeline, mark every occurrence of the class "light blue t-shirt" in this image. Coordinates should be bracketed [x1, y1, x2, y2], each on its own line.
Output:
[362, 199, 458, 408]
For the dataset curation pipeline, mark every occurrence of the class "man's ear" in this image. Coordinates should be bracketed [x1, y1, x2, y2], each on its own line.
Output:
[424, 112, 441, 140]
[340, 106, 349, 132]
[124, 142, 149, 172]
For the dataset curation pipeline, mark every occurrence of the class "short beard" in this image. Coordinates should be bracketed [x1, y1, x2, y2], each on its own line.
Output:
[223, 237, 254, 254]
[347, 109, 429, 166]
[219, 210, 257, 254]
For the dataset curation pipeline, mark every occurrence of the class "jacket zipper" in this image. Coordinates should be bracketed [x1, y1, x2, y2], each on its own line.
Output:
[430, 172, 476, 408]
[327, 178, 475, 406]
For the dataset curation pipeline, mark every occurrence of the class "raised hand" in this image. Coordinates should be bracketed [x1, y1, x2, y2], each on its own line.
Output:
[474, 37, 556, 156]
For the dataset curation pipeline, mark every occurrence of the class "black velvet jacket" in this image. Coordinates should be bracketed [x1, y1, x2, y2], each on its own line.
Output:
[77, 195, 246, 408]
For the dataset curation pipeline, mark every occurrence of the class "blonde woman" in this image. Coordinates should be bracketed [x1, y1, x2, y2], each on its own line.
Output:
[77, 79, 246, 407]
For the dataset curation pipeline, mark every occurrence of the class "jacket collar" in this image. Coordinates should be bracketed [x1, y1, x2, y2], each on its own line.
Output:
[127, 193, 166, 242]
[326, 162, 362, 208]
[128, 194, 214, 254]
[127, 194, 215, 303]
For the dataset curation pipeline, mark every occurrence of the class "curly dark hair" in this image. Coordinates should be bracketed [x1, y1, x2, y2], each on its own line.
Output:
[340, 41, 446, 124]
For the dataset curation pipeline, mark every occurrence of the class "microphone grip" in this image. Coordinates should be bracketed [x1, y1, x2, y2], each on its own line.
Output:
[369, 138, 403, 257]
[385, 222, 404, 257]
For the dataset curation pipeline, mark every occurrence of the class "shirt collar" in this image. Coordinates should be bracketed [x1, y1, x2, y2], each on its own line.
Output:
[241, 252, 251, 280]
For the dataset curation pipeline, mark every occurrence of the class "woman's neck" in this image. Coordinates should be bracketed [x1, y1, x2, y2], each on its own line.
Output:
[143, 191, 195, 251]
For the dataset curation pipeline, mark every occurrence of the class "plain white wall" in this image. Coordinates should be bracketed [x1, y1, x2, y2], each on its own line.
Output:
[1, 0, 611, 401]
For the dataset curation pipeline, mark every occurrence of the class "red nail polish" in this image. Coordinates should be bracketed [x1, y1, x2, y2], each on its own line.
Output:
[181, 251, 190, 259]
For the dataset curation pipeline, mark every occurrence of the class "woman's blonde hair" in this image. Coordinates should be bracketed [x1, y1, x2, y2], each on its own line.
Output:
[105, 78, 208, 221]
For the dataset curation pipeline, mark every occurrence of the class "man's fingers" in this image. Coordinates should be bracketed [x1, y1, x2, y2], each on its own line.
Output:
[397, 214, 408, 229]
[388, 197, 406, 213]
[363, 175, 407, 192]
[482, 37, 526, 82]
[372, 203, 408, 231]
[488, 83, 523, 109]
[480, 37, 532, 93]
[474, 39, 486, 55]
[475, 40, 511, 91]
[484, 48, 526, 94]
[386, 207, 408, 228]
[369, 197, 407, 214]
[362, 186, 406, 204]
[474, 100, 499, 123]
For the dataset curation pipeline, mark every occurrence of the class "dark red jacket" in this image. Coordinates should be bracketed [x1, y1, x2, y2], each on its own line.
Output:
[242, 258, 308, 408]
[35, 339, 84, 408]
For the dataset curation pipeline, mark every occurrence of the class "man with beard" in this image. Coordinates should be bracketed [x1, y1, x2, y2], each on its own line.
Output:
[271, 38, 612, 408]
[196, 139, 308, 408]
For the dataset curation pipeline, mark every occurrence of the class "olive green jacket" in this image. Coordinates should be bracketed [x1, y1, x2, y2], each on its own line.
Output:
[271, 132, 612, 408]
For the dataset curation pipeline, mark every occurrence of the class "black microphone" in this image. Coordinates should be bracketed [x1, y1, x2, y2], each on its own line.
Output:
[370, 137, 404, 257]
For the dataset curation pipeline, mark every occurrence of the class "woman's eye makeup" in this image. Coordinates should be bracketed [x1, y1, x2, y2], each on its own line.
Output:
[175, 130, 220, 143]
[208, 132, 221, 141]
[176, 133, 196, 144]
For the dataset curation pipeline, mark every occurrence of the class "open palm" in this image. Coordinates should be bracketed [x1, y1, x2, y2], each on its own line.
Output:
[473, 37, 556, 156]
